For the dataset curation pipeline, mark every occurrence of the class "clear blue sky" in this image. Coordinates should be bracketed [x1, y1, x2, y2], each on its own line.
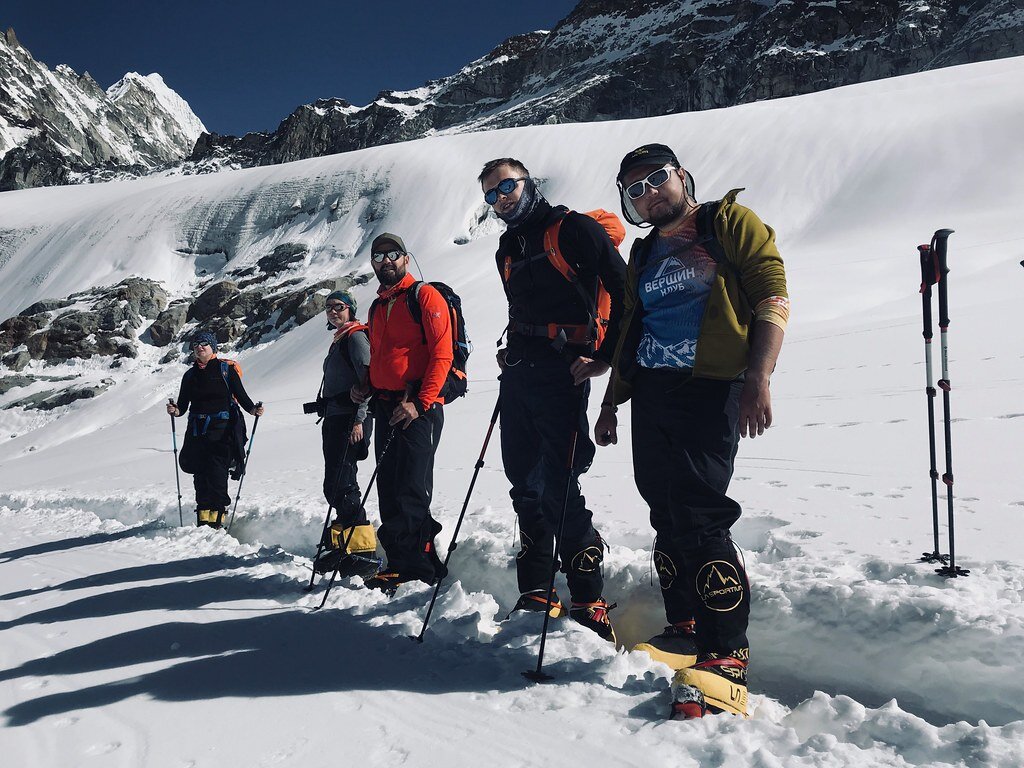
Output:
[4, 0, 579, 136]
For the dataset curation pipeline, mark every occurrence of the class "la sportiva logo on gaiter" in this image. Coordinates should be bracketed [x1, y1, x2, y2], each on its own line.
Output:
[696, 561, 744, 612]
[653, 550, 677, 589]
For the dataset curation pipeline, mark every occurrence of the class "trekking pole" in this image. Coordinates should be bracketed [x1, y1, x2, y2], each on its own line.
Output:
[168, 399, 183, 527]
[917, 245, 946, 565]
[932, 229, 969, 578]
[303, 412, 358, 592]
[226, 402, 262, 534]
[411, 395, 501, 643]
[523, 394, 584, 683]
[314, 426, 397, 611]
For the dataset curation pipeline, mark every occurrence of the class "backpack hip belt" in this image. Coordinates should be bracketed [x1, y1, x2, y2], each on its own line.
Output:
[190, 410, 231, 437]
[509, 319, 596, 345]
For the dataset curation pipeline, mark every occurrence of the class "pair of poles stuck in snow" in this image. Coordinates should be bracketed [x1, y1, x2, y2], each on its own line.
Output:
[918, 229, 968, 578]
[168, 401, 262, 534]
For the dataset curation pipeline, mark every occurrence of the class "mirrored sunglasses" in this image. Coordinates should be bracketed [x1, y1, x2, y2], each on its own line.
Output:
[325, 303, 349, 313]
[484, 177, 527, 205]
[623, 164, 676, 200]
[371, 250, 405, 263]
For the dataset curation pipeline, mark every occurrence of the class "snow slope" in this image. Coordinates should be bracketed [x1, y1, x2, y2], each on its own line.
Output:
[1, 56, 1023, 767]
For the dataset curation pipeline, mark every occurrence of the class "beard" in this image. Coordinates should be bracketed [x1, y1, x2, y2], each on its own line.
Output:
[647, 196, 687, 228]
[376, 262, 406, 287]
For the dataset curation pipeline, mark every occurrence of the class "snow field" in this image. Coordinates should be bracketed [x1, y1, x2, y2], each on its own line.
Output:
[2, 55, 1024, 766]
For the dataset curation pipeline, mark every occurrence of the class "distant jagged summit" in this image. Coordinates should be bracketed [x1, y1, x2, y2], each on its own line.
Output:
[0, 28, 206, 190]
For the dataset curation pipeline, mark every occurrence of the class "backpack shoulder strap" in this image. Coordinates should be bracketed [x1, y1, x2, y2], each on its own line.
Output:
[405, 281, 428, 344]
[697, 200, 729, 268]
[543, 210, 577, 282]
[405, 281, 425, 325]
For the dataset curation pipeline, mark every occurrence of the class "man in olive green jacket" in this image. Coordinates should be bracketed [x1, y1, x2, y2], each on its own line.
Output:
[595, 143, 789, 720]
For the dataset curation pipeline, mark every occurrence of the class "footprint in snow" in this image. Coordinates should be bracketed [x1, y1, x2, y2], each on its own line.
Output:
[814, 483, 832, 488]
[837, 422, 861, 428]
[84, 743, 121, 756]
[765, 480, 787, 488]
[961, 496, 979, 502]
[885, 493, 905, 499]
[997, 413, 1024, 419]
[802, 422, 824, 427]
[886, 419, 907, 424]
[855, 492, 874, 497]
[1011, 501, 1024, 507]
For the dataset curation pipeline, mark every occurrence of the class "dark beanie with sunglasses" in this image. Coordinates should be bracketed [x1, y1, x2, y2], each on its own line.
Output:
[326, 289, 357, 316]
[191, 330, 218, 352]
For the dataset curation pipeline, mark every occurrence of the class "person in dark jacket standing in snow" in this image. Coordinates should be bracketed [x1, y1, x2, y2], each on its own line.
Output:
[351, 233, 453, 594]
[313, 289, 378, 577]
[167, 331, 265, 529]
[479, 157, 628, 640]
[596, 143, 790, 720]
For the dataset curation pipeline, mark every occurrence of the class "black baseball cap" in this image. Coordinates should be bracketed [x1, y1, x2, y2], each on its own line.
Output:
[371, 232, 407, 254]
[617, 143, 680, 182]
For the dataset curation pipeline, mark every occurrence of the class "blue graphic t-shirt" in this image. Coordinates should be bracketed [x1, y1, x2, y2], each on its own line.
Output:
[636, 221, 718, 369]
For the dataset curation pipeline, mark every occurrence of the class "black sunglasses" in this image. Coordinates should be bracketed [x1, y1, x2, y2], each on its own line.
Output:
[325, 303, 349, 313]
[371, 250, 405, 263]
[484, 177, 527, 205]
[622, 165, 677, 200]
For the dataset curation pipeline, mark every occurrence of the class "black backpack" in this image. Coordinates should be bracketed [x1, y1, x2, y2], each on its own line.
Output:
[372, 281, 472, 402]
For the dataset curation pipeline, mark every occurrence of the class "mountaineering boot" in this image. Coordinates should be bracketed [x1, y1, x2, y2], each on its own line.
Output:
[670, 648, 749, 719]
[196, 508, 226, 529]
[507, 589, 566, 619]
[633, 620, 698, 670]
[313, 522, 379, 575]
[569, 598, 617, 642]
[363, 570, 417, 597]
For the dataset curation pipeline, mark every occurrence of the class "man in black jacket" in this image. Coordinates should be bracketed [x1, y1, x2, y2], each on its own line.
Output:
[167, 331, 264, 529]
[479, 157, 627, 639]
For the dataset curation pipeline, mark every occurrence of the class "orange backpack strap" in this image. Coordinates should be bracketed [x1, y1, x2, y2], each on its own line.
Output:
[543, 217, 576, 283]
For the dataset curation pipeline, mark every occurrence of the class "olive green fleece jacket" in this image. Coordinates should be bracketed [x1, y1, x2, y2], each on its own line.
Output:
[611, 189, 788, 404]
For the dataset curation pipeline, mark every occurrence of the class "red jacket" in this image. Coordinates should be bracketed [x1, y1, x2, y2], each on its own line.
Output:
[368, 273, 453, 411]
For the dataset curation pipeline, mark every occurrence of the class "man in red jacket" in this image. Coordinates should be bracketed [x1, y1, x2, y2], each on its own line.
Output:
[353, 232, 454, 593]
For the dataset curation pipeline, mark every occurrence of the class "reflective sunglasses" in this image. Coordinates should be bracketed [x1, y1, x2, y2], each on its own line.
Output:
[371, 250, 405, 263]
[622, 164, 677, 200]
[483, 177, 527, 205]
[325, 302, 349, 313]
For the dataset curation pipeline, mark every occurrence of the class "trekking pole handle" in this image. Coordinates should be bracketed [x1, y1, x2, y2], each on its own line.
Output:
[932, 229, 954, 327]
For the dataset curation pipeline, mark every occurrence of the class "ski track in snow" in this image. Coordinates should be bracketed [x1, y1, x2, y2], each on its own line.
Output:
[1, 488, 1022, 767]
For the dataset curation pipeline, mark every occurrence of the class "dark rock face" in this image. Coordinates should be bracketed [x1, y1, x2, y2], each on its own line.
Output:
[185, 0, 1024, 173]
[256, 243, 308, 275]
[0, 27, 205, 191]
[148, 303, 189, 347]
[3, 378, 114, 411]
[0, 278, 166, 366]
[187, 281, 241, 323]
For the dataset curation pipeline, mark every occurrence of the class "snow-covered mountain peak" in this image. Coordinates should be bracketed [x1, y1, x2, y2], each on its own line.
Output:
[0, 30, 206, 190]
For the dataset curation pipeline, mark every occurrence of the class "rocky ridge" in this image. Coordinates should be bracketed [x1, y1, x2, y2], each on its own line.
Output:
[185, 0, 1024, 172]
[0, 27, 205, 190]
